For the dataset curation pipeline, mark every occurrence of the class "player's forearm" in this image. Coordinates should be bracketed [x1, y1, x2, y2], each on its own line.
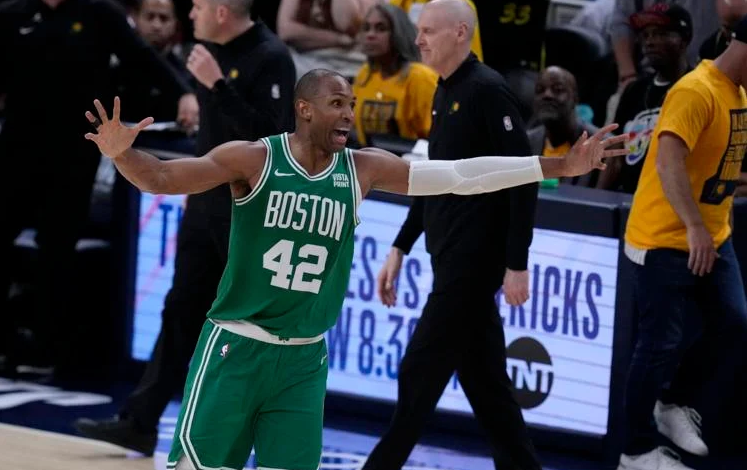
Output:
[657, 155, 704, 229]
[112, 148, 169, 193]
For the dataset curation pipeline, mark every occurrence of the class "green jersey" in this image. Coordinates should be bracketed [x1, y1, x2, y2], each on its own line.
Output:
[206, 132, 361, 338]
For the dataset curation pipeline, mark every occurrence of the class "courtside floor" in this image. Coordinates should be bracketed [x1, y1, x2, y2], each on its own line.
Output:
[0, 377, 585, 470]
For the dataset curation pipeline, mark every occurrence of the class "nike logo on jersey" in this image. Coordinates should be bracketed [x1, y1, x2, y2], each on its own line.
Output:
[274, 169, 294, 177]
[321, 354, 327, 365]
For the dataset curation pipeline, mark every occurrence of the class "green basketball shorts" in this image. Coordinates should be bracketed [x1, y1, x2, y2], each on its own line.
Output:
[167, 320, 328, 470]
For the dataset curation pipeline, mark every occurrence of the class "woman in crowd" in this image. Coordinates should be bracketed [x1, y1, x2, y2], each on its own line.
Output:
[351, 3, 437, 148]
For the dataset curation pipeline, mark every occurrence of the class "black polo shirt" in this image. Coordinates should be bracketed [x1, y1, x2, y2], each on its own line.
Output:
[189, 21, 296, 218]
[393, 54, 538, 292]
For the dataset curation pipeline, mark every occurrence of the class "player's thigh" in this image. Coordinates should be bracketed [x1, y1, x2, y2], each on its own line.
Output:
[169, 322, 272, 470]
[254, 341, 328, 470]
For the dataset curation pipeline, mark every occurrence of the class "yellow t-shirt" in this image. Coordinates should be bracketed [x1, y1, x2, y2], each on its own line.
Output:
[352, 62, 438, 146]
[625, 60, 747, 252]
[390, 0, 484, 62]
[542, 139, 570, 158]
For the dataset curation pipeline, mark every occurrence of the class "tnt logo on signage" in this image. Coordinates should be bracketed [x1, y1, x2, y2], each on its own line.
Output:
[506, 337, 554, 409]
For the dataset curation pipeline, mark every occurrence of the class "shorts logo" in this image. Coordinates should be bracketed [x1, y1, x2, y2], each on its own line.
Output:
[220, 343, 230, 358]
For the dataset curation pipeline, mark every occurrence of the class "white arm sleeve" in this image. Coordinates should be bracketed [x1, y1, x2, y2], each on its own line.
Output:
[407, 156, 545, 196]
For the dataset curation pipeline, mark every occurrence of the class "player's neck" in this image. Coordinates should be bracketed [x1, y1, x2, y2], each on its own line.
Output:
[287, 131, 335, 175]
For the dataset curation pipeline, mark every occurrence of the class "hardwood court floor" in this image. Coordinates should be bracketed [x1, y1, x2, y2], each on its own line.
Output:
[0, 423, 152, 470]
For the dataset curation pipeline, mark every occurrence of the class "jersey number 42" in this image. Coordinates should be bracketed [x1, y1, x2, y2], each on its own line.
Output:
[262, 239, 329, 294]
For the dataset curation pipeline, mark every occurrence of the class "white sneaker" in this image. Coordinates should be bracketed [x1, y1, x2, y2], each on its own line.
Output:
[654, 400, 709, 456]
[617, 446, 696, 470]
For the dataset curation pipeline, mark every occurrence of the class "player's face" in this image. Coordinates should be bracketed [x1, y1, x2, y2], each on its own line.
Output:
[533, 70, 575, 123]
[309, 77, 356, 153]
[190, 0, 219, 41]
[361, 8, 392, 59]
[639, 25, 685, 71]
[136, 0, 177, 50]
[415, 6, 458, 74]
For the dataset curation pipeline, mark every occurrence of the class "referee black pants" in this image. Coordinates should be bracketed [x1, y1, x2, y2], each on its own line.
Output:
[121, 198, 229, 432]
[362, 284, 542, 470]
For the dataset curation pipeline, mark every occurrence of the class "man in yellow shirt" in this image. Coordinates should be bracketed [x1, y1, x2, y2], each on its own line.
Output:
[619, 13, 747, 470]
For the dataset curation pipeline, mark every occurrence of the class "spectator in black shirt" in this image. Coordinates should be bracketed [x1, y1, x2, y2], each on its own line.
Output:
[597, 4, 692, 194]
[0, 0, 197, 374]
[73, 0, 296, 455]
[527, 66, 601, 187]
[362, 1, 541, 469]
[113, 0, 193, 122]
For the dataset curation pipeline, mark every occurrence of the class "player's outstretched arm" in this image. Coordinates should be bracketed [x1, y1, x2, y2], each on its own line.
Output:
[355, 125, 629, 196]
[84, 97, 262, 195]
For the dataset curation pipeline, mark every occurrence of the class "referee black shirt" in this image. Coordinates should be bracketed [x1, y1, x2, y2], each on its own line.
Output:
[190, 21, 296, 219]
[393, 53, 538, 292]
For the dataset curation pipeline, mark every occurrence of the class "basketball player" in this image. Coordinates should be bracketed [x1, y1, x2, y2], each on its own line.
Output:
[83, 69, 627, 470]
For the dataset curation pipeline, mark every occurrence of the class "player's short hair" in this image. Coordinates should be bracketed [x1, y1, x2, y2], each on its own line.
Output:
[294, 69, 348, 102]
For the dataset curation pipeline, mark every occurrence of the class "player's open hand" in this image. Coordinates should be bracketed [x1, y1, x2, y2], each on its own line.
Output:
[563, 124, 630, 177]
[84, 97, 154, 159]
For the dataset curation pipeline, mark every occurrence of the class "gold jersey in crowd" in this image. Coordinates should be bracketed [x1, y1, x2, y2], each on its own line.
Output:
[626, 60, 747, 253]
[352, 62, 438, 146]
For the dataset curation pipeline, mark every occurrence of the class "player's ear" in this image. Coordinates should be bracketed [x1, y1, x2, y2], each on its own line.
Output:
[296, 99, 312, 121]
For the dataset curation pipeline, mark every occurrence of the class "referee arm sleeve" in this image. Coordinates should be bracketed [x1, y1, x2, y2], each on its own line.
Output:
[406, 156, 544, 196]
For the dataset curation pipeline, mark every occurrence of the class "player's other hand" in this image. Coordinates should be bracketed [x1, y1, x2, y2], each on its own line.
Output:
[377, 247, 404, 307]
[563, 124, 630, 176]
[84, 97, 153, 159]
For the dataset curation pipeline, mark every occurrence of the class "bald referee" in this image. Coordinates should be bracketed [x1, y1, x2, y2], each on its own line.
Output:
[363, 1, 542, 469]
